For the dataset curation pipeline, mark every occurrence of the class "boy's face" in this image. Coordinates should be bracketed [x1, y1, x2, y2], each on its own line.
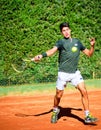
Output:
[61, 27, 71, 38]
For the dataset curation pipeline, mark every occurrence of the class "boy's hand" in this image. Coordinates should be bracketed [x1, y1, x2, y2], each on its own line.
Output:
[90, 38, 95, 46]
[31, 55, 42, 62]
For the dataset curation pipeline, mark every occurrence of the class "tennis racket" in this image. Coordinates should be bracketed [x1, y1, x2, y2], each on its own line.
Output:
[11, 58, 35, 73]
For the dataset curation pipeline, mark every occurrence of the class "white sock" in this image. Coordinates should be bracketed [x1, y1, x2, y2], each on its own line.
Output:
[84, 110, 90, 116]
[53, 107, 58, 112]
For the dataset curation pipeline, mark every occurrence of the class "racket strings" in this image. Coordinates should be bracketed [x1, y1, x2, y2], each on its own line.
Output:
[12, 59, 28, 73]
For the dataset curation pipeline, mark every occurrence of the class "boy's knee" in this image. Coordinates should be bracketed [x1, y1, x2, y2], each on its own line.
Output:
[56, 90, 63, 98]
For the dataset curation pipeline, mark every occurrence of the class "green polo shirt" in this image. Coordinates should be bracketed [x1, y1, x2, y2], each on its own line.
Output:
[55, 38, 86, 73]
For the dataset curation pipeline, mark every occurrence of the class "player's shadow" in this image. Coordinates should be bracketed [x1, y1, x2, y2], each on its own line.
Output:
[15, 106, 97, 125]
[58, 106, 84, 122]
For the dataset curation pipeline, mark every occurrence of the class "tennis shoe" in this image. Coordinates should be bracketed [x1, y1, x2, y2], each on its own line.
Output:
[85, 114, 98, 123]
[51, 108, 60, 123]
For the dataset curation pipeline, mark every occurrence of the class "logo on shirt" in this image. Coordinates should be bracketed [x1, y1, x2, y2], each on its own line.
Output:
[71, 46, 77, 52]
[75, 43, 78, 46]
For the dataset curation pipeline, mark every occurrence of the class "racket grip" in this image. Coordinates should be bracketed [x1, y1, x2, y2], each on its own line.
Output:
[31, 58, 35, 61]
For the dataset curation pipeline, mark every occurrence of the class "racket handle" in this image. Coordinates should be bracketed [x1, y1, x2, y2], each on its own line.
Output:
[31, 58, 35, 61]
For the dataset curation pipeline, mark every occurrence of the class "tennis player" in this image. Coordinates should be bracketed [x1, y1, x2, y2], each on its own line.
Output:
[32, 22, 98, 123]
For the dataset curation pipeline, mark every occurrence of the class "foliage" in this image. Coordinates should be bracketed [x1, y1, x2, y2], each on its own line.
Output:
[0, 0, 101, 85]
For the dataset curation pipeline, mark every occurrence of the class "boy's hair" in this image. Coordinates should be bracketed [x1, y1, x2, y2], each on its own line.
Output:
[60, 22, 70, 32]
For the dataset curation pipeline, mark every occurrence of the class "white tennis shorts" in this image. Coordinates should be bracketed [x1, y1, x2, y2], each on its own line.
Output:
[56, 70, 84, 90]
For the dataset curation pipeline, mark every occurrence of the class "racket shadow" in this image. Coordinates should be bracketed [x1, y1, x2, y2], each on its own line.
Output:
[15, 109, 52, 117]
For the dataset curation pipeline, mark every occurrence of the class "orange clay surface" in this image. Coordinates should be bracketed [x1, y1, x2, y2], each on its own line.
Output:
[0, 89, 101, 130]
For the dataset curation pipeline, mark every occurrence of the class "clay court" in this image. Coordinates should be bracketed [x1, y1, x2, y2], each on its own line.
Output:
[0, 89, 101, 130]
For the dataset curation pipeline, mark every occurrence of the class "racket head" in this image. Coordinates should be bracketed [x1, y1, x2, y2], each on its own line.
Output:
[11, 59, 27, 73]
[11, 57, 35, 73]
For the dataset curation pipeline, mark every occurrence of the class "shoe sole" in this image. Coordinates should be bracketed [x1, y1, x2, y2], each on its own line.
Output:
[85, 118, 98, 124]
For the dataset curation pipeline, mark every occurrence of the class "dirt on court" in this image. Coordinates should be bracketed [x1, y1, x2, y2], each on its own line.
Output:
[0, 89, 101, 130]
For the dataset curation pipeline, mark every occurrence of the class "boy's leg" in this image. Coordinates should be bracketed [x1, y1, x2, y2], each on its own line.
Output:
[77, 82, 89, 111]
[77, 82, 98, 123]
[54, 89, 64, 108]
[51, 71, 67, 123]
[51, 89, 64, 123]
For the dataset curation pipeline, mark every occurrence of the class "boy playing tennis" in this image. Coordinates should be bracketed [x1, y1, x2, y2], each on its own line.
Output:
[32, 22, 98, 123]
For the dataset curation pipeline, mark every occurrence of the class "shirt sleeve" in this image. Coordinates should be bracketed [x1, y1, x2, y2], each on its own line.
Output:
[78, 40, 86, 51]
[55, 40, 63, 50]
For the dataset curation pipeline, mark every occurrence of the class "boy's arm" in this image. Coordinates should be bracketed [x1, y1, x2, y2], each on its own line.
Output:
[82, 38, 95, 57]
[31, 46, 58, 61]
